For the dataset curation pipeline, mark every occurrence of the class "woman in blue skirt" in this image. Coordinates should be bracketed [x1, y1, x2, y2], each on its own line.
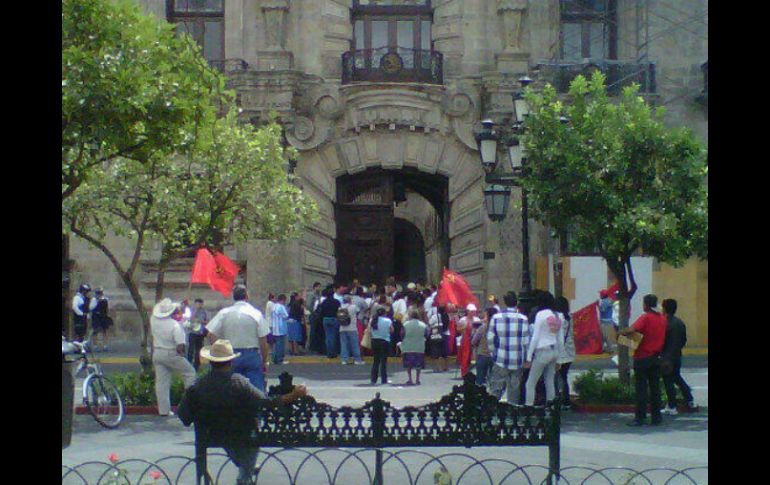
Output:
[287, 293, 305, 355]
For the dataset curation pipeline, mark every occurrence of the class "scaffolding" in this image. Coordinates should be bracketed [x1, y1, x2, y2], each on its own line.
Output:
[540, 0, 708, 107]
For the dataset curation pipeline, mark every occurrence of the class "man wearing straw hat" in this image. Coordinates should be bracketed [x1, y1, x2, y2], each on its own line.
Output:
[150, 298, 197, 417]
[178, 339, 308, 485]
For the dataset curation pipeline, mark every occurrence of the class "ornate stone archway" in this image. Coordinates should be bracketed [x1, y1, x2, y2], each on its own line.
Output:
[287, 83, 490, 298]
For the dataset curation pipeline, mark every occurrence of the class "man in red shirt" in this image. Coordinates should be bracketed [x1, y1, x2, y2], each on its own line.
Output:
[619, 294, 667, 426]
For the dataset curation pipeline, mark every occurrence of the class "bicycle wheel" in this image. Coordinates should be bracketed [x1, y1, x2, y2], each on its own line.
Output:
[83, 374, 124, 428]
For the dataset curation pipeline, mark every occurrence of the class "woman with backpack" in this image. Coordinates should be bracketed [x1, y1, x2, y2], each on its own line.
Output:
[339, 295, 366, 365]
[554, 296, 575, 410]
[523, 292, 565, 406]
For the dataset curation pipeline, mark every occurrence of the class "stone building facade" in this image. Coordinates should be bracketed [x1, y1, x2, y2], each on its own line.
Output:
[67, 0, 708, 343]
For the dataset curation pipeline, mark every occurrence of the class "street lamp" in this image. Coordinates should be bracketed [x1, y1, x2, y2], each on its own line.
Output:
[476, 75, 535, 298]
[483, 184, 511, 222]
[475, 119, 499, 174]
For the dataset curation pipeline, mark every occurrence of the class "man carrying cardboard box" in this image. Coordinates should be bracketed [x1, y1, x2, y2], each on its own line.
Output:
[618, 294, 667, 427]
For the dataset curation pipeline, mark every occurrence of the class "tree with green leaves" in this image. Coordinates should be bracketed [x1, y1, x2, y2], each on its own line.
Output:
[521, 72, 708, 384]
[151, 112, 318, 303]
[62, 0, 225, 200]
[63, 114, 316, 371]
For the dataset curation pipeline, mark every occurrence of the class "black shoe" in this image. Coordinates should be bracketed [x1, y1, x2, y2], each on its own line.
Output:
[626, 420, 645, 427]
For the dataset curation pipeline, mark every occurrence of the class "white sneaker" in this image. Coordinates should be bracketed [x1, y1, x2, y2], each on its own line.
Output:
[341, 361, 349, 365]
[662, 406, 678, 416]
[353, 360, 366, 365]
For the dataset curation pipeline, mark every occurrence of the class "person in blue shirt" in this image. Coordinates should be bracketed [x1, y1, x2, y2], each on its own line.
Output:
[598, 290, 616, 353]
[271, 294, 290, 365]
[369, 307, 394, 385]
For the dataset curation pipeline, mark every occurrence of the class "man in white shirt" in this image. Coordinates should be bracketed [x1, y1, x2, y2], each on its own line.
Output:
[150, 298, 197, 416]
[71, 284, 92, 342]
[207, 285, 271, 392]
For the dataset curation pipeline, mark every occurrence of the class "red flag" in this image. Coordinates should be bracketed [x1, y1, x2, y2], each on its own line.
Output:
[458, 322, 473, 377]
[190, 248, 240, 297]
[436, 269, 479, 309]
[572, 302, 603, 354]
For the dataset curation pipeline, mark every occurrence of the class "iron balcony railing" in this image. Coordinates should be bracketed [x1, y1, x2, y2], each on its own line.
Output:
[207, 58, 249, 73]
[535, 59, 657, 95]
[342, 47, 443, 85]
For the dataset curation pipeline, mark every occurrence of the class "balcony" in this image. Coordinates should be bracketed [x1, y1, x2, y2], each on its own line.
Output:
[342, 47, 443, 85]
[535, 60, 657, 95]
[207, 58, 249, 73]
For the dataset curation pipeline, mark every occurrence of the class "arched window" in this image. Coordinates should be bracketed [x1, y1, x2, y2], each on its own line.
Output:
[168, 1, 225, 65]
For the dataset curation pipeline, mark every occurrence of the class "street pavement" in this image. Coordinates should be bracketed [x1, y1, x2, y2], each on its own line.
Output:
[64, 346, 708, 484]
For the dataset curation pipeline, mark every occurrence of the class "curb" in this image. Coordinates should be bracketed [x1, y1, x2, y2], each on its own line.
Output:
[570, 400, 701, 414]
[75, 406, 177, 416]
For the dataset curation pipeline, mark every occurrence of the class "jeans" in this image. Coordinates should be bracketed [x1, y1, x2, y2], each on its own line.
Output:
[232, 348, 266, 392]
[371, 338, 389, 384]
[488, 365, 523, 403]
[187, 333, 205, 370]
[662, 357, 693, 408]
[475, 354, 494, 386]
[340, 331, 362, 363]
[633, 355, 662, 423]
[272, 335, 287, 364]
[323, 317, 340, 358]
[555, 361, 572, 405]
[526, 347, 558, 405]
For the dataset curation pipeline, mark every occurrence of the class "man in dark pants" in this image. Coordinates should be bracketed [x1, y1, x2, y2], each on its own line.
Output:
[619, 294, 667, 426]
[660, 299, 696, 415]
[177, 339, 307, 485]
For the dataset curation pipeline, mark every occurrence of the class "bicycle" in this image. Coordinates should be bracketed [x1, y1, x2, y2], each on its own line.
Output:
[63, 337, 125, 428]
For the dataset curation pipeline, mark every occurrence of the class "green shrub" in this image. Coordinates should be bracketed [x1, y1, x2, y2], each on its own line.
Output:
[111, 367, 206, 406]
[573, 369, 635, 404]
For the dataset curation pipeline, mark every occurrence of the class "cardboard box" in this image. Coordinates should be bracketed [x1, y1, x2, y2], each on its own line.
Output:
[617, 331, 643, 350]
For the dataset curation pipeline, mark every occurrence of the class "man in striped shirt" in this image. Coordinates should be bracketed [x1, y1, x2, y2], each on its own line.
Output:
[486, 291, 530, 403]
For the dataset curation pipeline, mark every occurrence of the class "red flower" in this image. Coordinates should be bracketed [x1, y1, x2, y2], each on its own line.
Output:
[108, 453, 119, 463]
[149, 470, 162, 480]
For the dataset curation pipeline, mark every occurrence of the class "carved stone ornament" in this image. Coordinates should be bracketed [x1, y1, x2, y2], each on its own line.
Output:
[292, 116, 315, 141]
[498, 0, 528, 53]
[314, 94, 344, 121]
[442, 92, 474, 118]
[261, 0, 291, 51]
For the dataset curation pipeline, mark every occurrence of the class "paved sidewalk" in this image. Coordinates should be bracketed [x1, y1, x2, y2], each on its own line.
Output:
[91, 340, 708, 365]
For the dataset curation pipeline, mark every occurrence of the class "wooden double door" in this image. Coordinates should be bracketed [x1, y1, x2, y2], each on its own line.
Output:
[335, 171, 395, 286]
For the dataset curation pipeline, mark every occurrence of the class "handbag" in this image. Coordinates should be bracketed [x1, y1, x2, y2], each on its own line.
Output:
[361, 325, 373, 349]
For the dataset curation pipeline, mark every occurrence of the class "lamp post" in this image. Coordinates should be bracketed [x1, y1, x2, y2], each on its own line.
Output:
[474, 76, 535, 305]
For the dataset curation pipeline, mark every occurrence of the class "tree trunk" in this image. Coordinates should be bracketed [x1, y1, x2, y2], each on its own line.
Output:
[605, 255, 638, 386]
[121, 272, 154, 374]
[155, 257, 168, 303]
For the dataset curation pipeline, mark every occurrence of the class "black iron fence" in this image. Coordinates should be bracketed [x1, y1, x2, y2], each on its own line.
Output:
[535, 60, 656, 95]
[62, 454, 708, 484]
[342, 47, 443, 84]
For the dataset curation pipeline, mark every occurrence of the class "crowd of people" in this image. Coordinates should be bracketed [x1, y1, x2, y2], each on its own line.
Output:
[71, 277, 696, 424]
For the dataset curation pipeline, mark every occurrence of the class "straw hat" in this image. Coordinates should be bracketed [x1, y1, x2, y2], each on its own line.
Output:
[152, 298, 177, 318]
[200, 339, 241, 363]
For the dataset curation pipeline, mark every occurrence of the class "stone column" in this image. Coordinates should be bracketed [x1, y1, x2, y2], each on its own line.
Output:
[257, 0, 294, 70]
[495, 0, 530, 74]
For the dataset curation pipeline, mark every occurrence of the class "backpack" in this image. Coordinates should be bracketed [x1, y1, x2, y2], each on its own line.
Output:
[546, 311, 562, 334]
[337, 307, 351, 326]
